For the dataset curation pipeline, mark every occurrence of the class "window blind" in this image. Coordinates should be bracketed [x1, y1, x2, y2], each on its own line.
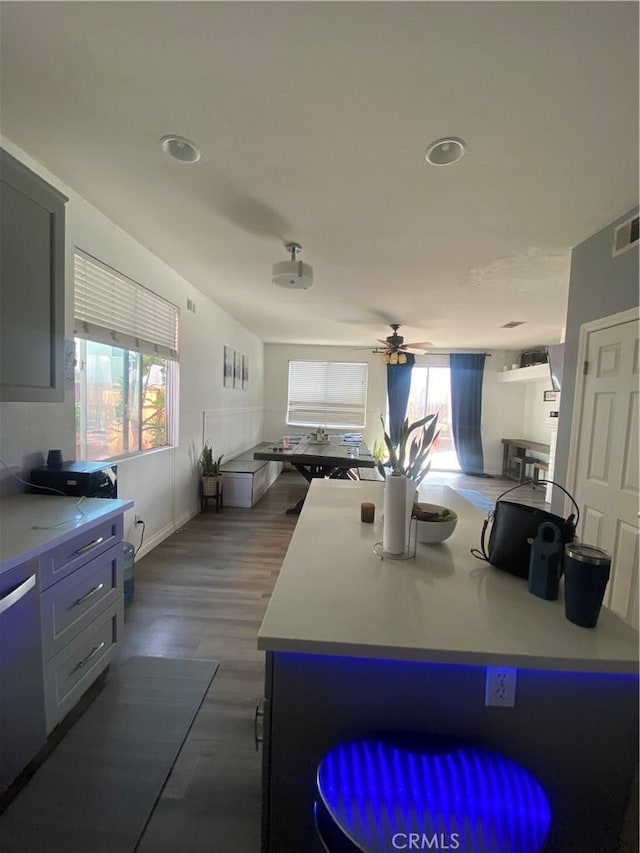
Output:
[74, 250, 179, 359]
[287, 361, 368, 428]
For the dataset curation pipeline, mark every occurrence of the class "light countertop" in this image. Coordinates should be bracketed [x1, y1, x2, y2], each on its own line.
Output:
[0, 494, 133, 574]
[257, 480, 639, 674]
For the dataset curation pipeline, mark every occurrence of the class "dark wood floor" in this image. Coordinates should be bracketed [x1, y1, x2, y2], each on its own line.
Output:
[123, 469, 548, 852]
[122, 471, 308, 853]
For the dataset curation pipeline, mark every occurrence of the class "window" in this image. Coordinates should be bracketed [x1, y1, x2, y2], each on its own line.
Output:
[74, 250, 179, 461]
[406, 362, 459, 471]
[287, 360, 368, 429]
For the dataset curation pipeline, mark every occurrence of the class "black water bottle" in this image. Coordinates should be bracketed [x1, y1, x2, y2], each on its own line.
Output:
[564, 544, 611, 628]
[528, 521, 563, 600]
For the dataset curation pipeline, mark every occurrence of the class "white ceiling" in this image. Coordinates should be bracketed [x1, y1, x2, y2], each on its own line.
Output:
[1, 2, 638, 351]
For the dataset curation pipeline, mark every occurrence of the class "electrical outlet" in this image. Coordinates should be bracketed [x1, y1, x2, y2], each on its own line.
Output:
[485, 667, 517, 707]
[134, 514, 142, 525]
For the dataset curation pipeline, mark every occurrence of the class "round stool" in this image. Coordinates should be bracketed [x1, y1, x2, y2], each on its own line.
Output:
[314, 735, 551, 853]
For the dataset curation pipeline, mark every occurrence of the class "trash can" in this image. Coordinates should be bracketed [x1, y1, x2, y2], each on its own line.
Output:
[123, 541, 135, 603]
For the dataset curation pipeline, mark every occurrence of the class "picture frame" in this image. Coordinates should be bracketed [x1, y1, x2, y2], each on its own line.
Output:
[543, 390, 557, 402]
[223, 346, 233, 388]
[242, 354, 248, 390]
[233, 350, 242, 389]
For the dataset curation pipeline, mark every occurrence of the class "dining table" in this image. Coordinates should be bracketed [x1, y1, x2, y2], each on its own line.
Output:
[254, 434, 377, 513]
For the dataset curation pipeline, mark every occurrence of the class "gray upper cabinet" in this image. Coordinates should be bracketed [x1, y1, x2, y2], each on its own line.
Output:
[1, 149, 68, 402]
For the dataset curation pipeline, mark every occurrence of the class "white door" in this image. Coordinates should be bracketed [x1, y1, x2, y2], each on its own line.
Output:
[570, 311, 639, 627]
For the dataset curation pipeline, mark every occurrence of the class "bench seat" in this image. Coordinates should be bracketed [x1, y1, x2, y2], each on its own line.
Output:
[220, 445, 282, 508]
[357, 466, 384, 481]
[532, 458, 550, 488]
[220, 459, 268, 475]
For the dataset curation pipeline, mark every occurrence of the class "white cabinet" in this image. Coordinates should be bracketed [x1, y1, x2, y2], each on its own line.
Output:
[0, 496, 132, 742]
[41, 542, 122, 662]
[43, 602, 121, 731]
[0, 558, 47, 792]
[0, 148, 67, 402]
[39, 518, 125, 732]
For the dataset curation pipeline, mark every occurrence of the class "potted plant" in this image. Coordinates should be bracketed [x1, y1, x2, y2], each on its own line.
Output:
[377, 412, 439, 488]
[199, 440, 224, 496]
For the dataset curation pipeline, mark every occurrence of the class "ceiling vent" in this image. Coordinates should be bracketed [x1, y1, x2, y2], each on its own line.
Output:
[272, 243, 314, 290]
[612, 214, 639, 257]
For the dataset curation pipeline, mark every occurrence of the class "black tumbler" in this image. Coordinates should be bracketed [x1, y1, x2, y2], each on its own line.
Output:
[563, 543, 611, 628]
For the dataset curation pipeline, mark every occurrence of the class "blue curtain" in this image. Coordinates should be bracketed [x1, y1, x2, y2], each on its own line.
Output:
[450, 353, 488, 476]
[386, 354, 415, 446]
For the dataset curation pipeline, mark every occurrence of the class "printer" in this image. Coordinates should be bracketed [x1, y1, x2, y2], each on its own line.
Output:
[30, 460, 117, 498]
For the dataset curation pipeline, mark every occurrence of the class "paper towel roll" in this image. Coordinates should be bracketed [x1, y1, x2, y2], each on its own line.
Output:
[383, 474, 407, 555]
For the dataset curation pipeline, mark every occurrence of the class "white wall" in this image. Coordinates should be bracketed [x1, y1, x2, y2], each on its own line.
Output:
[264, 345, 535, 477]
[487, 353, 557, 472]
[522, 380, 556, 445]
[0, 137, 264, 554]
[264, 344, 387, 448]
[479, 351, 527, 475]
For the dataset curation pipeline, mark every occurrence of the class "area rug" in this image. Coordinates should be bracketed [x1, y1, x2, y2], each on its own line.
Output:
[456, 489, 494, 515]
[0, 655, 218, 853]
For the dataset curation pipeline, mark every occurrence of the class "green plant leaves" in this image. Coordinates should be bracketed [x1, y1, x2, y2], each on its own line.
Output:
[199, 440, 224, 476]
[379, 412, 439, 486]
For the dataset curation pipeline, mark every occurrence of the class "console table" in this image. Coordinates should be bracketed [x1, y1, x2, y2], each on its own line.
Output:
[501, 437, 550, 480]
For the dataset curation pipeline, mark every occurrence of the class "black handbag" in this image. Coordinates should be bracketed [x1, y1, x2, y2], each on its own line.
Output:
[471, 480, 580, 578]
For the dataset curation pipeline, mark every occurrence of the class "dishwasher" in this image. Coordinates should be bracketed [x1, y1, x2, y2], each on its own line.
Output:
[0, 559, 47, 793]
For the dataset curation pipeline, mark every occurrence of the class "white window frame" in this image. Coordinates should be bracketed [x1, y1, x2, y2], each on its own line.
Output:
[286, 360, 369, 429]
[74, 250, 179, 460]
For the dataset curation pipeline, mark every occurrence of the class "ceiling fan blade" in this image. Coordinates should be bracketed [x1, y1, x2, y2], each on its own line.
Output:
[401, 344, 434, 354]
[376, 339, 392, 346]
[401, 341, 434, 350]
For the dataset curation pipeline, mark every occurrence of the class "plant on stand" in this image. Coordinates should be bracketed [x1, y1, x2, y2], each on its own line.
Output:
[199, 440, 224, 497]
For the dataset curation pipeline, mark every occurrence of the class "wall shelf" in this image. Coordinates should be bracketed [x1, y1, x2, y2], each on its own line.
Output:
[496, 363, 550, 384]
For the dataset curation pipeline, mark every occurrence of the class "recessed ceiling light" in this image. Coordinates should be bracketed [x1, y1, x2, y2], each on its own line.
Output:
[425, 137, 466, 166]
[160, 135, 201, 163]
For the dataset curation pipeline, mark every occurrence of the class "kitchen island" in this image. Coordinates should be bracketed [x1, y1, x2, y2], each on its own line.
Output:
[258, 479, 639, 852]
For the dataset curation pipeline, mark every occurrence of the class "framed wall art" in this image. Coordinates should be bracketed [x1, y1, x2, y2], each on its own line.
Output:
[234, 350, 242, 389]
[242, 355, 249, 390]
[223, 346, 233, 388]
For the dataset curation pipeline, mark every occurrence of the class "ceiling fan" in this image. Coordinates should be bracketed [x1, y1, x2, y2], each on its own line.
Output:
[373, 325, 433, 363]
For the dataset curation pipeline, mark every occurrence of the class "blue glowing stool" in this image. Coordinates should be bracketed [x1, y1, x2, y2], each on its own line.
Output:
[315, 736, 551, 853]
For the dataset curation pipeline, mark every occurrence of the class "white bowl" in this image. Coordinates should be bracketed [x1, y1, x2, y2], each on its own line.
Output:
[413, 504, 458, 544]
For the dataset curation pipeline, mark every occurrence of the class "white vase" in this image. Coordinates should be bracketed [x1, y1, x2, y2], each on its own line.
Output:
[383, 473, 408, 555]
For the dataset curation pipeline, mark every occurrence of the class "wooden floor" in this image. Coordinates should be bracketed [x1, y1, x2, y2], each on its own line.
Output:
[124, 470, 549, 852]
[121, 470, 309, 853]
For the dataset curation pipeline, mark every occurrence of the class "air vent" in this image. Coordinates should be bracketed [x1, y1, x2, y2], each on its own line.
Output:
[612, 214, 639, 257]
[501, 321, 525, 328]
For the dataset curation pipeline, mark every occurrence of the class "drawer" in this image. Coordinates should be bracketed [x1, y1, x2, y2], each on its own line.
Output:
[41, 542, 122, 662]
[39, 515, 123, 591]
[43, 599, 121, 733]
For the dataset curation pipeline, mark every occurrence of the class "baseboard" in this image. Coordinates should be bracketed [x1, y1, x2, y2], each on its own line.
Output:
[134, 506, 200, 560]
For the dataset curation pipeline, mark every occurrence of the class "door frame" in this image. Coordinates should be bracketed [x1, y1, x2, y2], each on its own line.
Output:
[565, 305, 639, 500]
